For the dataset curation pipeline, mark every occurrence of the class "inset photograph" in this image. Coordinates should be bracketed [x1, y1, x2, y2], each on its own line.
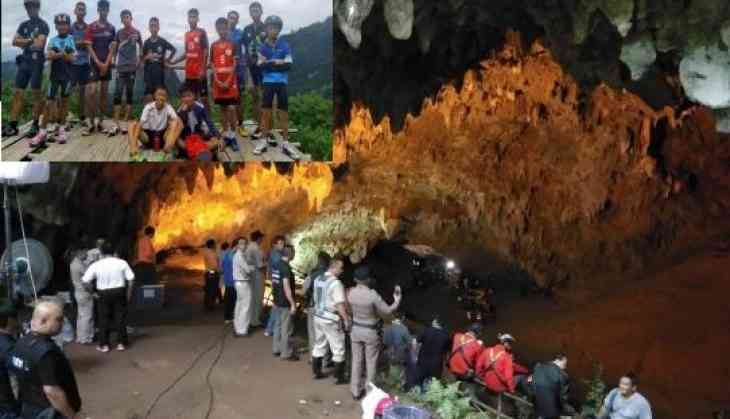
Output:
[1, 0, 333, 162]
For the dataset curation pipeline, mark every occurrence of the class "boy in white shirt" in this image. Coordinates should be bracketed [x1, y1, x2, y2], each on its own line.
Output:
[127, 87, 182, 160]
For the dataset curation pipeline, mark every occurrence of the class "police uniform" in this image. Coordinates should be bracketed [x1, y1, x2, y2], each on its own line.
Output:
[347, 280, 399, 398]
[312, 271, 347, 365]
[9, 333, 81, 418]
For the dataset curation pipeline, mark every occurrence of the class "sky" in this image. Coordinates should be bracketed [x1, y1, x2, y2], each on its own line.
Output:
[1, 0, 331, 61]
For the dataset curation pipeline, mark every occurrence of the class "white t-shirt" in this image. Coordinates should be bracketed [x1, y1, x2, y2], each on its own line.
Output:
[140, 102, 177, 132]
[82, 256, 135, 290]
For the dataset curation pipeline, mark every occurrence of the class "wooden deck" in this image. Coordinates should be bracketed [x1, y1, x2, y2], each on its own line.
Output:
[1, 120, 310, 162]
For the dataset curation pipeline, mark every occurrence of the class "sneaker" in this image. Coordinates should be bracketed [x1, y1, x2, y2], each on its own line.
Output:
[253, 140, 267, 155]
[96, 120, 104, 133]
[2, 124, 19, 137]
[96, 345, 110, 353]
[116, 344, 126, 351]
[81, 120, 94, 136]
[57, 127, 68, 144]
[107, 125, 120, 137]
[29, 130, 47, 148]
[130, 153, 146, 162]
[238, 126, 248, 137]
[267, 136, 278, 147]
[282, 355, 300, 362]
[263, 331, 272, 337]
[27, 123, 40, 138]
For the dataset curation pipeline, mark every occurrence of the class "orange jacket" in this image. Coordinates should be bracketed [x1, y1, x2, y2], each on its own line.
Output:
[475, 344, 529, 393]
[448, 332, 484, 377]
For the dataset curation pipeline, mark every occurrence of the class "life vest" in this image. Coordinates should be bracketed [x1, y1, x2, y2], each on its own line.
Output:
[313, 272, 340, 322]
[211, 39, 239, 100]
[448, 333, 484, 377]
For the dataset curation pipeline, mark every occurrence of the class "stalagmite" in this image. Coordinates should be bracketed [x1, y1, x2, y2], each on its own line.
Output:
[383, 0, 414, 40]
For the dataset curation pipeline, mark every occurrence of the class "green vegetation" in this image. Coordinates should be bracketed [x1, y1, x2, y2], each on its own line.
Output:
[2, 80, 332, 160]
[581, 363, 608, 417]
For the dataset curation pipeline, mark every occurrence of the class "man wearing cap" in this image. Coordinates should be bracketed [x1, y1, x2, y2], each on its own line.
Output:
[311, 257, 351, 384]
[0, 302, 20, 418]
[8, 301, 82, 419]
[244, 231, 266, 329]
[348, 265, 402, 400]
[475, 333, 530, 395]
[448, 323, 485, 381]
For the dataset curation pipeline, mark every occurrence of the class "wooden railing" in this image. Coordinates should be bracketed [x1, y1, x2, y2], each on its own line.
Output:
[470, 378, 534, 419]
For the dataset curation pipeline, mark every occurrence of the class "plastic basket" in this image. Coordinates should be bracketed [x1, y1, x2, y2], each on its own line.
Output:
[381, 405, 432, 419]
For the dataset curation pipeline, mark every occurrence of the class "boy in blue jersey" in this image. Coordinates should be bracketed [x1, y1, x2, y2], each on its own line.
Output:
[2, 0, 49, 139]
[31, 13, 76, 147]
[227, 10, 246, 135]
[254, 15, 292, 154]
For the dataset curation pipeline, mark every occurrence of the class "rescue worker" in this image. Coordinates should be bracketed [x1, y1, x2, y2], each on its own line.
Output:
[202, 239, 220, 311]
[303, 252, 330, 361]
[532, 354, 576, 419]
[244, 231, 266, 329]
[348, 266, 402, 400]
[270, 245, 298, 361]
[232, 238, 254, 337]
[0, 301, 20, 419]
[311, 257, 351, 384]
[475, 333, 530, 395]
[448, 323, 485, 381]
[9, 301, 82, 419]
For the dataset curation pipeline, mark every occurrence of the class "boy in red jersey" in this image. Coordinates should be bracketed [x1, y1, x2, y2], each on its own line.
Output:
[210, 17, 240, 151]
[169, 8, 209, 111]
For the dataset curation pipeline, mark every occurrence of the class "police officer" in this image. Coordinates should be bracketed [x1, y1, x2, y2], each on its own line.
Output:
[9, 301, 82, 419]
[311, 257, 351, 384]
[347, 266, 401, 400]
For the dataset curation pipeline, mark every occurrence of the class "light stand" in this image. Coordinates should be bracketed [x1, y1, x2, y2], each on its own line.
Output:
[2, 181, 14, 301]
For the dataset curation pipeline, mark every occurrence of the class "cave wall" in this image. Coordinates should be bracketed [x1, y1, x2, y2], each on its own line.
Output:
[335, 0, 730, 131]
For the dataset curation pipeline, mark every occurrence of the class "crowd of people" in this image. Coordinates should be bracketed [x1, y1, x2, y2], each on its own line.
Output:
[4, 0, 294, 160]
[0, 224, 655, 419]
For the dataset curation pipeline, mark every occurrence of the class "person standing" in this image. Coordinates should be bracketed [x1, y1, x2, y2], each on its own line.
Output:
[303, 252, 330, 360]
[69, 246, 94, 345]
[9, 301, 82, 419]
[243, 1, 266, 133]
[202, 239, 220, 311]
[264, 235, 285, 337]
[532, 354, 576, 419]
[382, 313, 412, 373]
[1, 0, 49, 139]
[70, 2, 91, 131]
[232, 239, 254, 337]
[0, 303, 20, 419]
[84, 0, 116, 135]
[141, 17, 176, 104]
[221, 238, 243, 324]
[244, 231, 266, 329]
[81, 241, 135, 353]
[169, 8, 209, 110]
[311, 258, 351, 384]
[227, 10, 246, 139]
[406, 317, 451, 391]
[271, 245, 299, 361]
[597, 373, 652, 419]
[348, 266, 402, 400]
[210, 17, 241, 149]
[108, 9, 143, 136]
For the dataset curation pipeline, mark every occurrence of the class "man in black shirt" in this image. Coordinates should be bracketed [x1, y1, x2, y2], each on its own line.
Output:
[406, 317, 451, 391]
[9, 301, 81, 419]
[0, 302, 20, 419]
[271, 244, 298, 361]
[142, 17, 176, 104]
[2, 0, 50, 139]
[242, 1, 266, 131]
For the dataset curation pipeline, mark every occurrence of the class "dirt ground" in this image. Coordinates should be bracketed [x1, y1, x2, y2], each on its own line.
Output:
[66, 268, 362, 419]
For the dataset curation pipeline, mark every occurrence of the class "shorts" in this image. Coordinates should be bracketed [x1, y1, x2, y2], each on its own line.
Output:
[113, 71, 136, 105]
[48, 79, 71, 99]
[248, 65, 263, 87]
[262, 83, 288, 111]
[185, 78, 208, 98]
[14, 55, 45, 90]
[215, 97, 239, 107]
[140, 128, 167, 148]
[70, 64, 91, 87]
[144, 74, 166, 96]
[90, 62, 112, 82]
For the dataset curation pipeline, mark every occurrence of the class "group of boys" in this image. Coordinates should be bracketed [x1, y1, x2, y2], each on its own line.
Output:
[3, 0, 294, 161]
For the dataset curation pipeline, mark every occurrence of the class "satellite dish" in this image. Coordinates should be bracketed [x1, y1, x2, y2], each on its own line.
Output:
[0, 239, 53, 298]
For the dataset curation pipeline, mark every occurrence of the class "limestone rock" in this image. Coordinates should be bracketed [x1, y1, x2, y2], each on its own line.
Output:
[384, 0, 414, 40]
[679, 44, 730, 109]
[620, 32, 657, 81]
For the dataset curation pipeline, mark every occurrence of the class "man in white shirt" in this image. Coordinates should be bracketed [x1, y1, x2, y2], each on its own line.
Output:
[81, 241, 135, 353]
[232, 238, 254, 337]
[244, 230, 266, 329]
[127, 87, 182, 159]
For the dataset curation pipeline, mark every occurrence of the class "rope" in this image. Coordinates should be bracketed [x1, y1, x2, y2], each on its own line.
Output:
[144, 324, 228, 419]
[14, 185, 38, 302]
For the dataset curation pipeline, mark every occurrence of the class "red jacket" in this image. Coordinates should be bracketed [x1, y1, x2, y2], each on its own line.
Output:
[475, 344, 529, 393]
[448, 332, 484, 377]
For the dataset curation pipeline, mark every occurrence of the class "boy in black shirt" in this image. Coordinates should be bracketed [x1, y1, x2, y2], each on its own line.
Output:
[142, 17, 176, 104]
